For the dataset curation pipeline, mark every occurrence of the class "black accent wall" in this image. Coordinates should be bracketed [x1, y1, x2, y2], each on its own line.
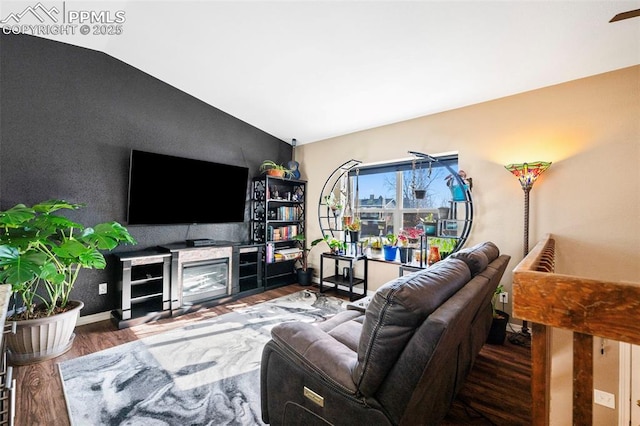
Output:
[0, 33, 292, 316]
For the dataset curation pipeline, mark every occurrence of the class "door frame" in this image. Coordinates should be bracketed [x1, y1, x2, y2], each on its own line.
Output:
[620, 342, 640, 425]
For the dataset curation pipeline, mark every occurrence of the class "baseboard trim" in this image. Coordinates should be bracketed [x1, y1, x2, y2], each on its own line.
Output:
[76, 283, 377, 327]
[77, 311, 111, 326]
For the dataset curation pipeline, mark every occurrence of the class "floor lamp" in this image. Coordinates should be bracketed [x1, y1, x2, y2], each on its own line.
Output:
[504, 161, 552, 346]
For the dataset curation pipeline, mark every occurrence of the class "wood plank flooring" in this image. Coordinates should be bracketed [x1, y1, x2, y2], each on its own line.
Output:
[12, 285, 531, 425]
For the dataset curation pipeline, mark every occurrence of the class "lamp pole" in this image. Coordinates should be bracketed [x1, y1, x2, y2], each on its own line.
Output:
[523, 185, 531, 257]
[505, 161, 552, 342]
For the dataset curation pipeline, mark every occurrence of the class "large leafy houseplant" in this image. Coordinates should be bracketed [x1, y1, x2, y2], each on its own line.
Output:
[292, 234, 325, 272]
[0, 199, 136, 320]
[292, 234, 324, 286]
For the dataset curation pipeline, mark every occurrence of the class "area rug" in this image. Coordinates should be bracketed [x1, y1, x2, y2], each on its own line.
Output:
[59, 290, 347, 425]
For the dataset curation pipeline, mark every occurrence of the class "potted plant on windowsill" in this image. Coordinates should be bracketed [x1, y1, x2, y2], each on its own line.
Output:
[344, 219, 361, 243]
[0, 200, 136, 365]
[420, 213, 437, 236]
[383, 233, 398, 261]
[397, 227, 423, 264]
[260, 160, 292, 178]
[292, 234, 325, 286]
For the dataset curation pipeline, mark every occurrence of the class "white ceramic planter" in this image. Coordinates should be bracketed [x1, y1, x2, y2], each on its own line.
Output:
[6, 300, 84, 365]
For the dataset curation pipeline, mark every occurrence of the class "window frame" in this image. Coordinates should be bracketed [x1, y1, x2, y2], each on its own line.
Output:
[348, 153, 460, 238]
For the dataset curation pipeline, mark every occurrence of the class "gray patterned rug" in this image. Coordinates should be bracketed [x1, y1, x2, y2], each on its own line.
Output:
[59, 290, 347, 425]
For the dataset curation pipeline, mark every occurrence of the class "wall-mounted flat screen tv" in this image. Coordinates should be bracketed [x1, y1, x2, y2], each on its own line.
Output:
[127, 149, 249, 225]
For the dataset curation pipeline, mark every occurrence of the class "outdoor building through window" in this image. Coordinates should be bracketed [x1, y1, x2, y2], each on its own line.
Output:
[348, 154, 460, 239]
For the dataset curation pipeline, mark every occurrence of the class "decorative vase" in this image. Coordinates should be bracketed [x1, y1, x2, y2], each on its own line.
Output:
[383, 245, 398, 261]
[342, 204, 353, 228]
[427, 246, 441, 265]
[348, 230, 360, 243]
[7, 300, 84, 365]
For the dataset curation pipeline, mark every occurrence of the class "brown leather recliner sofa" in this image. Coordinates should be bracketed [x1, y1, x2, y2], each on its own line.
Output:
[260, 241, 510, 426]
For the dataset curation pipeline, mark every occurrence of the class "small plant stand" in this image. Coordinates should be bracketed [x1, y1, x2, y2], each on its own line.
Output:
[319, 253, 368, 301]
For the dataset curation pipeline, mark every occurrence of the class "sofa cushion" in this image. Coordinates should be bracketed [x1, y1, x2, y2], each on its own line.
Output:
[449, 241, 499, 275]
[316, 310, 364, 352]
[270, 321, 359, 392]
[352, 258, 472, 395]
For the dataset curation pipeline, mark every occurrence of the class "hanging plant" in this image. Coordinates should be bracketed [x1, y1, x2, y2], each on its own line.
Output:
[412, 158, 432, 200]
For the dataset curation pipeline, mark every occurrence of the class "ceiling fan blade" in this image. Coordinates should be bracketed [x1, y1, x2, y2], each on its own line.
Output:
[609, 8, 640, 22]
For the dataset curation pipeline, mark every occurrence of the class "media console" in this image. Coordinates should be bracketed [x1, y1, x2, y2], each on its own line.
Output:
[111, 240, 264, 328]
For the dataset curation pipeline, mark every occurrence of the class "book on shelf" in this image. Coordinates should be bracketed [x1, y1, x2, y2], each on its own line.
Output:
[275, 247, 302, 261]
[267, 224, 299, 241]
[273, 253, 302, 262]
[274, 206, 300, 221]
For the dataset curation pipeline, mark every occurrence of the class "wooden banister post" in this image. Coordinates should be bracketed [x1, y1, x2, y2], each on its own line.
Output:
[531, 322, 551, 426]
[573, 332, 593, 425]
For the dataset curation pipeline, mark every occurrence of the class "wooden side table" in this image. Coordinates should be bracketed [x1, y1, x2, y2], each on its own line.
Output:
[319, 253, 368, 301]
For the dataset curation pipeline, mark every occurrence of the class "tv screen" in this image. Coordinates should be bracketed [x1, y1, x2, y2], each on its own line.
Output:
[127, 150, 249, 225]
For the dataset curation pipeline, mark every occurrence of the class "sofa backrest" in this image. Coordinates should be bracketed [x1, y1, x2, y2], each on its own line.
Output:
[449, 241, 500, 275]
[352, 258, 472, 395]
[379, 252, 510, 425]
[352, 241, 509, 425]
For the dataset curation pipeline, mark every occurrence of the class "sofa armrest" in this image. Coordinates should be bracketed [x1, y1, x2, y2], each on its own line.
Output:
[346, 296, 372, 313]
[270, 321, 358, 392]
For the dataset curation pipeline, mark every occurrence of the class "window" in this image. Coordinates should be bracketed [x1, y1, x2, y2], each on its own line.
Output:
[349, 154, 459, 239]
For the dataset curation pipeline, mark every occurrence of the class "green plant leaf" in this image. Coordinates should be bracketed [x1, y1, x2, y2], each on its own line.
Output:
[0, 227, 40, 248]
[82, 222, 136, 250]
[32, 199, 84, 214]
[39, 262, 65, 284]
[0, 204, 35, 227]
[32, 214, 84, 233]
[54, 239, 90, 260]
[0, 246, 47, 286]
[310, 238, 324, 247]
[79, 249, 106, 269]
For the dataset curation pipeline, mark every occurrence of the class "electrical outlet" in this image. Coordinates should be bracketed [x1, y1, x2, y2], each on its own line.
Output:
[98, 282, 108, 295]
[499, 292, 508, 304]
[594, 389, 615, 409]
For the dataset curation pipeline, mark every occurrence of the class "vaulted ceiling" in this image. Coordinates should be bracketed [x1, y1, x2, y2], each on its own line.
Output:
[2, 1, 639, 144]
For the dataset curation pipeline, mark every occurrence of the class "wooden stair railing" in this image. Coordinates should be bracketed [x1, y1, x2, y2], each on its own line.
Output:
[512, 234, 640, 425]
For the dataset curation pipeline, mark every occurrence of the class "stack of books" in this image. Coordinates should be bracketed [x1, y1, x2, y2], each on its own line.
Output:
[274, 247, 302, 262]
